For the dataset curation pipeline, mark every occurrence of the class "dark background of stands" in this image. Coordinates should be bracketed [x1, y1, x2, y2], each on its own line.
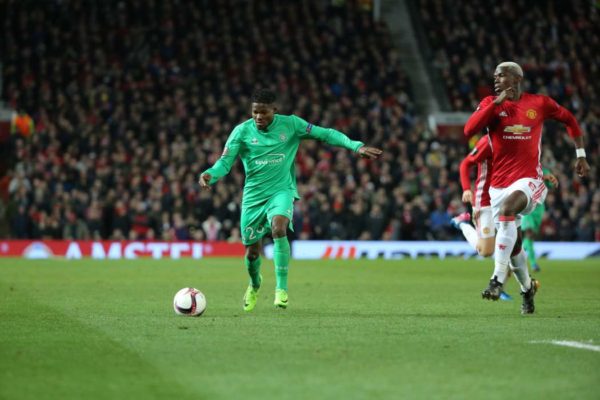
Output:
[1, 0, 597, 243]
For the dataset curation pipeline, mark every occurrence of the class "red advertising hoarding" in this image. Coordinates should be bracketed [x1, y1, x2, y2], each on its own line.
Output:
[0, 240, 245, 259]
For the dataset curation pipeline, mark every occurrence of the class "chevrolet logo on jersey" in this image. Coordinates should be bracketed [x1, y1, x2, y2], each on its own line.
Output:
[503, 125, 531, 134]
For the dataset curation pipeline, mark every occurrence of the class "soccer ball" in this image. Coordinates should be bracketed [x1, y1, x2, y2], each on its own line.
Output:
[173, 287, 206, 316]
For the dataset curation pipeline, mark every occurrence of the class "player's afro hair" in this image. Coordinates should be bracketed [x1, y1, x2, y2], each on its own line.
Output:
[252, 88, 277, 104]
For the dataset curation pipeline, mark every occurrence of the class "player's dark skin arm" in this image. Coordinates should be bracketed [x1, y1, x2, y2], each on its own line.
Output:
[573, 136, 590, 178]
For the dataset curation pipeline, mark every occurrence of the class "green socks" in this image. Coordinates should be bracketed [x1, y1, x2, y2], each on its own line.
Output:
[273, 237, 290, 291]
[522, 238, 536, 266]
[245, 257, 262, 288]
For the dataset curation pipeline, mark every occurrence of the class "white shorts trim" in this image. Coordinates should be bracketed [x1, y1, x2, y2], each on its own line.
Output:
[489, 178, 548, 225]
[476, 206, 495, 239]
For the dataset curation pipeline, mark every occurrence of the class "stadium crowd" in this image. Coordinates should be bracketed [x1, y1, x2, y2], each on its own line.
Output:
[1, 0, 598, 242]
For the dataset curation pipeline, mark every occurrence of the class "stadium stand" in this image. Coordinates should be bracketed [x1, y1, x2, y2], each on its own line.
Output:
[1, 0, 597, 242]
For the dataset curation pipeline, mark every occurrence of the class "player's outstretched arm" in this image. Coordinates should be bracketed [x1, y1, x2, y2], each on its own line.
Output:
[292, 115, 381, 156]
[544, 97, 590, 178]
[199, 127, 242, 189]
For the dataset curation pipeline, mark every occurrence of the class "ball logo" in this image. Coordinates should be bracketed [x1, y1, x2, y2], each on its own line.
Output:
[526, 109, 537, 119]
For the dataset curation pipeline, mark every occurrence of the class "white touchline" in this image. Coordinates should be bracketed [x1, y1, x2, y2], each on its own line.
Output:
[532, 340, 600, 353]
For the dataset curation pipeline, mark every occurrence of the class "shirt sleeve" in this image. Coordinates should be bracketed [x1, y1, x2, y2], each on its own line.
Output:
[543, 96, 582, 138]
[292, 115, 364, 152]
[464, 96, 496, 138]
[202, 126, 243, 184]
[459, 137, 492, 191]
[459, 156, 475, 191]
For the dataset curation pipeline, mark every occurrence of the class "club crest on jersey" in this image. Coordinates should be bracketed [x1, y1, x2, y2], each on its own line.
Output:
[499, 111, 508, 117]
[251, 138, 259, 145]
[526, 109, 537, 119]
[503, 125, 531, 134]
[279, 133, 287, 142]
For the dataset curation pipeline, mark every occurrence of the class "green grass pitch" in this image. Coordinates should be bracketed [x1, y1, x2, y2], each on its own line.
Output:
[1, 257, 599, 400]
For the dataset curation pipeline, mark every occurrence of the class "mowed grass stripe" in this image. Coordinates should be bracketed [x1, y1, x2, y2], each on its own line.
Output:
[0, 291, 202, 400]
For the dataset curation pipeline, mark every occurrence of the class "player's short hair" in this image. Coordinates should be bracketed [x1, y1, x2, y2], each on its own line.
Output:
[496, 61, 524, 77]
[252, 88, 277, 104]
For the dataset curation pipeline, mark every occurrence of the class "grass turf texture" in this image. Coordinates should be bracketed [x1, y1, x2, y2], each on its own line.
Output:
[1, 258, 599, 400]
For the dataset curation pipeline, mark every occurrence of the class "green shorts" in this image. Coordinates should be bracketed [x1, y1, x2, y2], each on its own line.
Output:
[521, 202, 545, 233]
[240, 191, 295, 245]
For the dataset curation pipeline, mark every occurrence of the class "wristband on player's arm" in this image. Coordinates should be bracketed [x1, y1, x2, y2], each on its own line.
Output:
[576, 148, 586, 158]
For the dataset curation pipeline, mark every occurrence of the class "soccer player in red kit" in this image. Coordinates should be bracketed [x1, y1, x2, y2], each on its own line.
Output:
[452, 135, 495, 257]
[464, 61, 590, 314]
[452, 136, 513, 301]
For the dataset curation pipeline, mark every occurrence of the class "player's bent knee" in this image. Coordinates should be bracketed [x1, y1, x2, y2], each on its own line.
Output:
[271, 226, 287, 238]
[477, 246, 494, 257]
[478, 248, 494, 257]
[477, 239, 495, 257]
[271, 216, 289, 239]
[245, 247, 260, 261]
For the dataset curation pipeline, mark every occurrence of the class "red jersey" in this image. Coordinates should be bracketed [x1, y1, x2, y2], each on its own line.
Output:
[464, 93, 582, 188]
[459, 136, 492, 208]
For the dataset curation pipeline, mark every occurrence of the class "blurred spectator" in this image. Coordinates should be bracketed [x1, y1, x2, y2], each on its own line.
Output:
[227, 227, 242, 243]
[202, 215, 223, 242]
[63, 210, 90, 240]
[171, 213, 191, 241]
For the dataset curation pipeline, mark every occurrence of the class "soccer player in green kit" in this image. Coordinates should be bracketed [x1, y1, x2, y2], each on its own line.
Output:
[199, 89, 382, 311]
[522, 168, 558, 272]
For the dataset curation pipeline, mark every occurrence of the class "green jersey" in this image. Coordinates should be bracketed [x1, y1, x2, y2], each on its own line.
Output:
[203, 114, 364, 206]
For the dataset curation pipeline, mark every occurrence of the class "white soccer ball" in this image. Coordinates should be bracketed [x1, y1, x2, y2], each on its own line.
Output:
[173, 287, 207, 316]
